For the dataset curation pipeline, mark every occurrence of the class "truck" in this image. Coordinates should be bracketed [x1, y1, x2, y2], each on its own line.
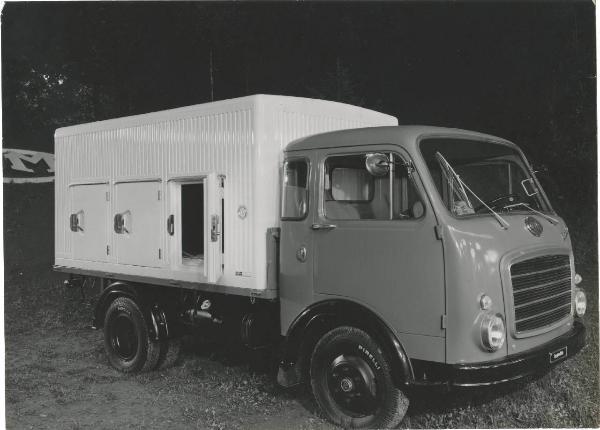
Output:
[54, 95, 587, 428]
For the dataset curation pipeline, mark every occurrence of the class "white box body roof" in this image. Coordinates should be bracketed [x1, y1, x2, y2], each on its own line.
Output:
[54, 94, 397, 296]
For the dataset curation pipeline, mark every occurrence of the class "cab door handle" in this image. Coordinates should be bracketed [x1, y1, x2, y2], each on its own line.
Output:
[311, 223, 337, 231]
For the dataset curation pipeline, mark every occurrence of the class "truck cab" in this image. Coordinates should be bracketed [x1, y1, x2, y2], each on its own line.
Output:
[277, 125, 586, 428]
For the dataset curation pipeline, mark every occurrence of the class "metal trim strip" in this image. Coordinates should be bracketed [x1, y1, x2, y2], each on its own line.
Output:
[53, 265, 278, 300]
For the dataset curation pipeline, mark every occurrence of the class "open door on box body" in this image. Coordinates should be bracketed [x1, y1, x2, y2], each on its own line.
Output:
[206, 173, 224, 283]
[168, 173, 223, 283]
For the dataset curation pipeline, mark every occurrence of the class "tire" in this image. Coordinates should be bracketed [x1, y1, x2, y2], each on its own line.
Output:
[157, 337, 182, 370]
[310, 326, 409, 429]
[103, 297, 161, 373]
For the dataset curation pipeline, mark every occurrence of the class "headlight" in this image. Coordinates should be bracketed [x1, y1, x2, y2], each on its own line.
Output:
[574, 288, 586, 317]
[480, 313, 505, 352]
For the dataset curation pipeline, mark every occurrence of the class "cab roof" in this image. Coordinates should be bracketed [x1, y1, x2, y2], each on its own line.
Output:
[284, 125, 516, 153]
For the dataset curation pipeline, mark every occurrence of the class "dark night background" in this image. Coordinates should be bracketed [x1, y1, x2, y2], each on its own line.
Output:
[2, 1, 597, 266]
[2, 1, 596, 262]
[1, 3, 598, 428]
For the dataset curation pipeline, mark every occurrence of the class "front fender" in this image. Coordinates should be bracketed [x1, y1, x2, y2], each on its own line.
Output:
[278, 299, 414, 388]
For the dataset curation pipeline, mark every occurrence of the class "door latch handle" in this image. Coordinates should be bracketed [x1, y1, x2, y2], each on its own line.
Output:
[311, 223, 337, 231]
[167, 214, 174, 236]
[114, 211, 130, 234]
[211, 215, 220, 242]
[70, 212, 83, 232]
[114, 213, 124, 234]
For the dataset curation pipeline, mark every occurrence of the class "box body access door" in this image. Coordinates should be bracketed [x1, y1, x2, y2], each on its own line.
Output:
[114, 181, 162, 268]
[70, 183, 109, 262]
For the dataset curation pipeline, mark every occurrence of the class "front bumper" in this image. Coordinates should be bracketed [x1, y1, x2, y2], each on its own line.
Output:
[411, 320, 586, 387]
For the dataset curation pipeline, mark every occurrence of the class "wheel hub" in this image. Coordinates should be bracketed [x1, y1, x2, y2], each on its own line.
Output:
[327, 354, 379, 417]
[111, 314, 138, 361]
[340, 377, 354, 392]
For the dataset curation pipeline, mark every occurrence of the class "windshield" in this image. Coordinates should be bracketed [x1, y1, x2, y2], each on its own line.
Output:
[420, 138, 551, 217]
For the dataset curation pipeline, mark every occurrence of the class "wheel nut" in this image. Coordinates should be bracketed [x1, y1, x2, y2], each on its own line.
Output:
[340, 378, 354, 392]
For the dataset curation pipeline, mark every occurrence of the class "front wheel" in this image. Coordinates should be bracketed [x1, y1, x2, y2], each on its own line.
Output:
[310, 326, 409, 429]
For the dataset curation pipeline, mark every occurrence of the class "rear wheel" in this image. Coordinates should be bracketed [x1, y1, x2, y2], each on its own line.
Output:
[310, 326, 409, 429]
[103, 297, 161, 373]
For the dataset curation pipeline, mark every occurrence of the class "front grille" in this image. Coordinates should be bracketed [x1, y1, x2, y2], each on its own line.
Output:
[511, 254, 571, 333]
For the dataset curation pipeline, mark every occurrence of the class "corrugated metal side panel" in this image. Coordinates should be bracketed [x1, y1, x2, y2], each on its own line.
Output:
[54, 137, 70, 259]
[55, 105, 256, 289]
[165, 109, 255, 280]
[55, 95, 398, 292]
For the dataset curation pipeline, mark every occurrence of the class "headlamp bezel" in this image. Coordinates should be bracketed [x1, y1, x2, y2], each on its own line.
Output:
[480, 312, 506, 352]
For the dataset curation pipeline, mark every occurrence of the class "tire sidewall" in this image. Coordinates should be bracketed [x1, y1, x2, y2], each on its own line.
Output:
[310, 326, 407, 429]
[104, 297, 151, 373]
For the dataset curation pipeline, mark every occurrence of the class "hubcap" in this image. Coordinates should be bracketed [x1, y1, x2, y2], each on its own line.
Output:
[111, 315, 138, 360]
[340, 378, 354, 392]
[327, 354, 378, 417]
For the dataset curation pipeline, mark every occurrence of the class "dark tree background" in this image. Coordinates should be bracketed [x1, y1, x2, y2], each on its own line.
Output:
[1, 1, 596, 263]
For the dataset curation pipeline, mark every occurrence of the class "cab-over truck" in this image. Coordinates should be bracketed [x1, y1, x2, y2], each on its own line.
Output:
[55, 95, 586, 428]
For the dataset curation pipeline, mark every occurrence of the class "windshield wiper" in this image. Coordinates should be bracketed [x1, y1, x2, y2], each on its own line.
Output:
[503, 202, 559, 225]
[436, 152, 510, 230]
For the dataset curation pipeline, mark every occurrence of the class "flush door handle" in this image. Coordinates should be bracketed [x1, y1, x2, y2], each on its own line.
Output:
[311, 223, 337, 231]
[167, 215, 175, 236]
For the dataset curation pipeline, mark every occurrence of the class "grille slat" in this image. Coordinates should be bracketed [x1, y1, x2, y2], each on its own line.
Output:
[511, 255, 570, 276]
[511, 264, 571, 280]
[510, 254, 571, 333]
[515, 292, 571, 320]
[514, 305, 571, 332]
[512, 267, 571, 290]
[515, 289, 571, 310]
[513, 279, 571, 306]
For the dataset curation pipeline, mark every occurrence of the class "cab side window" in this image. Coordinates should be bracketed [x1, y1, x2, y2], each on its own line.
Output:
[281, 159, 309, 220]
[324, 153, 423, 220]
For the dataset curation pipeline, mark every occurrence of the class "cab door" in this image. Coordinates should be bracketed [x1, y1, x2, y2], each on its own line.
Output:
[311, 146, 446, 338]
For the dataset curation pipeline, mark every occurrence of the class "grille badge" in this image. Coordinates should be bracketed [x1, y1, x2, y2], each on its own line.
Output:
[524, 216, 543, 237]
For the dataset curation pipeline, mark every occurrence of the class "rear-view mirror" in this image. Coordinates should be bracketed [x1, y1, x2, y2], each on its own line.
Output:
[521, 178, 538, 197]
[365, 153, 389, 177]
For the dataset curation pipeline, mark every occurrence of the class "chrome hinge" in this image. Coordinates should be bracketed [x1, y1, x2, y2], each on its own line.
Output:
[158, 248, 162, 259]
[105, 191, 110, 201]
[434, 225, 444, 241]
[158, 190, 161, 200]
[106, 245, 110, 255]
[441, 314, 447, 329]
